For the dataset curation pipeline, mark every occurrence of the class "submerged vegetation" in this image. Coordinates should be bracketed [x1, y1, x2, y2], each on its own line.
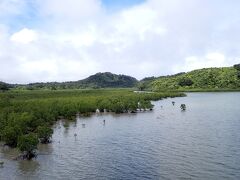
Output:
[0, 89, 184, 159]
[180, 104, 186, 111]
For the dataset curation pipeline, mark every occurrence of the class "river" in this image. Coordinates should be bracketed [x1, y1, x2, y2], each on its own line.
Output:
[1, 92, 240, 179]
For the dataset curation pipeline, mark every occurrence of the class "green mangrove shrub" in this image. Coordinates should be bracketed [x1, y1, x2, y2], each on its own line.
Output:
[0, 89, 185, 157]
[37, 125, 53, 144]
[17, 134, 38, 160]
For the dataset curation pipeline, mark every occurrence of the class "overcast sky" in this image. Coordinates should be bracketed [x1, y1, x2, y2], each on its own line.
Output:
[1, 0, 240, 83]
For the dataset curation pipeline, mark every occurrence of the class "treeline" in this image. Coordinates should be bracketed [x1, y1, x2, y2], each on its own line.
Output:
[2, 64, 240, 91]
[150, 64, 240, 91]
[0, 89, 184, 159]
[13, 72, 138, 90]
[234, 64, 240, 78]
[0, 82, 12, 91]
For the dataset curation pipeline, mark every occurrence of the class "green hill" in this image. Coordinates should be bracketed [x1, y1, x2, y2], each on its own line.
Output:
[20, 72, 138, 90]
[80, 72, 138, 88]
[150, 65, 240, 91]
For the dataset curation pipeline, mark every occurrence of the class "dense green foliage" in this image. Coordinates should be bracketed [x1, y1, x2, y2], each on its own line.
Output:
[37, 125, 53, 143]
[0, 82, 10, 91]
[233, 64, 240, 79]
[16, 72, 138, 90]
[233, 63, 240, 71]
[151, 67, 240, 91]
[0, 89, 184, 152]
[17, 134, 38, 159]
[1, 126, 21, 147]
[138, 77, 157, 91]
[80, 72, 138, 88]
[178, 78, 194, 87]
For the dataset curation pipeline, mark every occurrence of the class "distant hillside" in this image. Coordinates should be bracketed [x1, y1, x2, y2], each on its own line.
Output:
[20, 72, 138, 90]
[0, 81, 12, 91]
[150, 64, 240, 91]
[138, 72, 186, 90]
[80, 72, 138, 88]
[3, 64, 240, 91]
[138, 76, 157, 91]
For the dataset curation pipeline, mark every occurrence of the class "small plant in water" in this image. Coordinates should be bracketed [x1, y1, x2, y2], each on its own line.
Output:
[0, 161, 4, 167]
[180, 104, 186, 111]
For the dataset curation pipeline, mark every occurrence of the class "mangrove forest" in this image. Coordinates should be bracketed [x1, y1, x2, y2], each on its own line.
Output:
[0, 89, 184, 159]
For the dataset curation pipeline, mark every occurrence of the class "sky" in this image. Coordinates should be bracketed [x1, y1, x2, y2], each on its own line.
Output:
[1, 0, 240, 83]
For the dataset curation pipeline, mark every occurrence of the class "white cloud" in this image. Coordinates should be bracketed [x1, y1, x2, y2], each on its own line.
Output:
[206, 53, 225, 62]
[174, 52, 231, 72]
[1, 0, 240, 83]
[10, 28, 38, 44]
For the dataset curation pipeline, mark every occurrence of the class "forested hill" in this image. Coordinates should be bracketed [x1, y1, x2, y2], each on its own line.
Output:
[17, 72, 138, 90]
[80, 72, 138, 88]
[150, 64, 240, 91]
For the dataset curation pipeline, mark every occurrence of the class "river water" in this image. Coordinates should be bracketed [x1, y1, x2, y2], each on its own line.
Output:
[1, 92, 240, 180]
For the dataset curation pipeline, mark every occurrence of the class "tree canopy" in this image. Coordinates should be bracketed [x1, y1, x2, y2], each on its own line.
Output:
[0, 82, 10, 91]
[233, 64, 240, 71]
[17, 72, 138, 90]
[151, 67, 240, 91]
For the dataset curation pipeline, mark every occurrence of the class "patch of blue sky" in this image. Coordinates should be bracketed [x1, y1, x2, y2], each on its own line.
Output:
[4, 0, 147, 32]
[2, 1, 40, 33]
[102, 0, 146, 11]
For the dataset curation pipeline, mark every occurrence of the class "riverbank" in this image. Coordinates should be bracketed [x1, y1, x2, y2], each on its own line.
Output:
[154, 88, 240, 93]
[181, 89, 240, 92]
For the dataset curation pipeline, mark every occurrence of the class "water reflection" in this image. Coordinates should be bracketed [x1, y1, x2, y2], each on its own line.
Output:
[0, 145, 18, 160]
[17, 160, 40, 175]
[38, 143, 54, 155]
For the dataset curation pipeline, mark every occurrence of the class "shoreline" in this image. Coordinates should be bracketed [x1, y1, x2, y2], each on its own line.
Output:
[155, 89, 240, 93]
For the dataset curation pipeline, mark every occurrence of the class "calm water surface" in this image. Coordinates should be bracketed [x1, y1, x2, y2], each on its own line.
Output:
[1, 93, 240, 180]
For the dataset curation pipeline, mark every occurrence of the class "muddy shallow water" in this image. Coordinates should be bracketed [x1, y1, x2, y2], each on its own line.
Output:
[1, 92, 240, 180]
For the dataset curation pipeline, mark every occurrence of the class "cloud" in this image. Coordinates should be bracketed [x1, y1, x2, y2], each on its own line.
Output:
[1, 0, 240, 83]
[174, 52, 240, 73]
[183, 53, 226, 71]
[10, 28, 38, 44]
